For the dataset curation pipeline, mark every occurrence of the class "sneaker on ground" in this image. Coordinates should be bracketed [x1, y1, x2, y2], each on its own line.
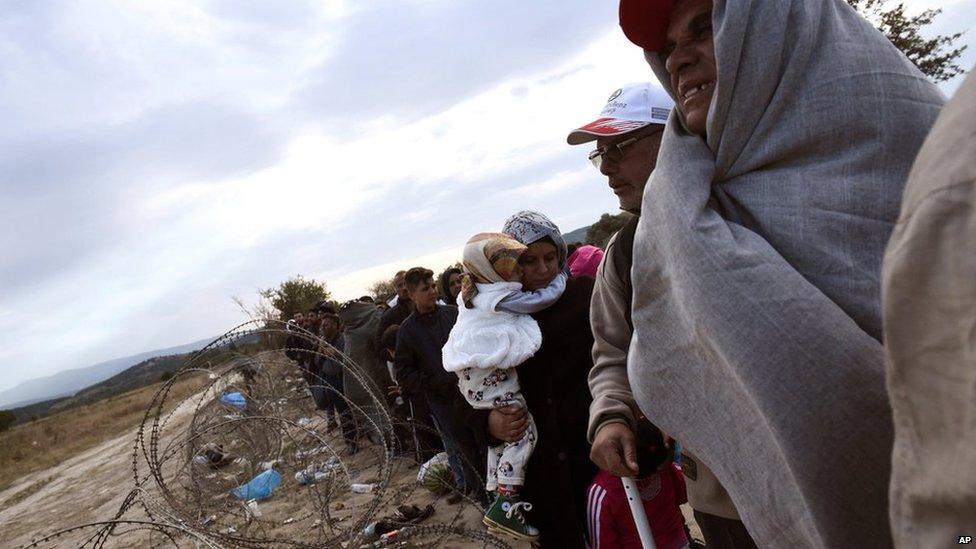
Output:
[482, 494, 539, 542]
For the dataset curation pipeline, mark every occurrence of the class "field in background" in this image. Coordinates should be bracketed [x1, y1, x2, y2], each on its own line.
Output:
[0, 372, 209, 496]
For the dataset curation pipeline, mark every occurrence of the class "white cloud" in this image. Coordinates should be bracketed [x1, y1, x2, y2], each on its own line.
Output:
[325, 245, 464, 302]
[1, 0, 973, 396]
[139, 29, 646, 247]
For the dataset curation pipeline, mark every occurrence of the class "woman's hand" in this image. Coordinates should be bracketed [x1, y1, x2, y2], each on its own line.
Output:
[590, 422, 639, 477]
[488, 405, 528, 442]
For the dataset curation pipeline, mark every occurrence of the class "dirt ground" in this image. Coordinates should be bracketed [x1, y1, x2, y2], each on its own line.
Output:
[0, 364, 523, 549]
[0, 356, 700, 549]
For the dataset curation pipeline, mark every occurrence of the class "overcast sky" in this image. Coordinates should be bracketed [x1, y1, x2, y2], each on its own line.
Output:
[2, 0, 974, 393]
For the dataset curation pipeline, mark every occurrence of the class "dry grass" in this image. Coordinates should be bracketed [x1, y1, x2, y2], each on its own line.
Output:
[0, 373, 208, 494]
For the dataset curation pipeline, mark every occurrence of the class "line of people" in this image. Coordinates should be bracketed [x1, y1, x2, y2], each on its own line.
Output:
[283, 1, 975, 547]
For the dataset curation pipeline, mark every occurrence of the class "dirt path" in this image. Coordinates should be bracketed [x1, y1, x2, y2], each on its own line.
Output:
[0, 393, 195, 547]
[0, 371, 507, 549]
[0, 357, 696, 549]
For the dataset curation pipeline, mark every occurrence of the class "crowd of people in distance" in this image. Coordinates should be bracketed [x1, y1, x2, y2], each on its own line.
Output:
[284, 1, 976, 547]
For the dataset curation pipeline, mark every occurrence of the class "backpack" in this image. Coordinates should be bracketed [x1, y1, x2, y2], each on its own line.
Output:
[607, 215, 639, 332]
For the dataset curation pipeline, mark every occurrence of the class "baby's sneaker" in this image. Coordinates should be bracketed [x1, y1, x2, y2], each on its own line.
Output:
[483, 493, 539, 542]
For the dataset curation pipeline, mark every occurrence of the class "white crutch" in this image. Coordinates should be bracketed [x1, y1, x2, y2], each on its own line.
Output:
[622, 477, 657, 549]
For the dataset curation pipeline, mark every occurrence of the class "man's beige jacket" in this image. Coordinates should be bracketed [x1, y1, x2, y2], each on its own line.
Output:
[587, 230, 740, 520]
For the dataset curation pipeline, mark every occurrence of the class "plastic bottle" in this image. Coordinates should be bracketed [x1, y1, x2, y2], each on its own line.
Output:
[296, 469, 332, 486]
[350, 483, 376, 494]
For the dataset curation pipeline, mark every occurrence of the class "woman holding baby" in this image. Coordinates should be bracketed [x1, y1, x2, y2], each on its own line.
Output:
[452, 210, 597, 548]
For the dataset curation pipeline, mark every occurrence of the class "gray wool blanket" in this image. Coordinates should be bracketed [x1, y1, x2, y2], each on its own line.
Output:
[629, 0, 944, 547]
[338, 301, 391, 436]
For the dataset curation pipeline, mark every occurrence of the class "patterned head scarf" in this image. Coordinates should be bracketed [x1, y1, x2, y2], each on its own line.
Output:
[459, 232, 527, 309]
[501, 211, 567, 269]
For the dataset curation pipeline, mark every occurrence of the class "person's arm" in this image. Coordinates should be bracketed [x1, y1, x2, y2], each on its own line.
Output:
[374, 310, 392, 361]
[588, 237, 638, 437]
[588, 238, 642, 477]
[495, 272, 568, 314]
[323, 335, 344, 367]
[392, 327, 428, 398]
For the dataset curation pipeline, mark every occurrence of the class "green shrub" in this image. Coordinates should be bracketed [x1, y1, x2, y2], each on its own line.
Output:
[0, 410, 16, 432]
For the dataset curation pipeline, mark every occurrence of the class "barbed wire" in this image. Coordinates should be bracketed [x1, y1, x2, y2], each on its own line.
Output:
[21, 320, 516, 548]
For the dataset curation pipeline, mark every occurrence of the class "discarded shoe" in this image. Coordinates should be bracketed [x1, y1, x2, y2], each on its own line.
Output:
[394, 504, 434, 524]
[204, 445, 234, 469]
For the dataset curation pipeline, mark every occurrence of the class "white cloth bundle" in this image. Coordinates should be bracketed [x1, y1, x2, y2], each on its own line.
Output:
[442, 281, 541, 372]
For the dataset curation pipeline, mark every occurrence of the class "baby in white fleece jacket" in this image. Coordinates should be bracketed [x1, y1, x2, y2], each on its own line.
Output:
[442, 232, 566, 540]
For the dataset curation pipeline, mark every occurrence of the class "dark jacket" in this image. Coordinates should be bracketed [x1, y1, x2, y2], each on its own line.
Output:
[285, 327, 315, 365]
[319, 332, 345, 378]
[393, 304, 459, 404]
[376, 298, 413, 359]
[377, 299, 412, 340]
[464, 276, 597, 548]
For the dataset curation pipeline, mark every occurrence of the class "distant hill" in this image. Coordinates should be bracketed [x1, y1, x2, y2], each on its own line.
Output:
[0, 337, 216, 409]
[8, 332, 263, 422]
[562, 225, 589, 245]
[8, 396, 71, 424]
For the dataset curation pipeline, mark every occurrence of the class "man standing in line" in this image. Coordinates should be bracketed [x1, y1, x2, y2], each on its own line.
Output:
[338, 298, 390, 447]
[570, 83, 757, 548]
[316, 312, 359, 454]
[285, 310, 317, 386]
[377, 271, 412, 343]
[394, 267, 483, 503]
[378, 270, 443, 465]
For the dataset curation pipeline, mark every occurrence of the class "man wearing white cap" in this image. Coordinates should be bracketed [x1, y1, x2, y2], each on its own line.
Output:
[567, 82, 671, 213]
[571, 83, 757, 548]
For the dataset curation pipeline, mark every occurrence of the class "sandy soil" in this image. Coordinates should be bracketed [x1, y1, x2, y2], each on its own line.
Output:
[0, 358, 698, 549]
[0, 368, 518, 549]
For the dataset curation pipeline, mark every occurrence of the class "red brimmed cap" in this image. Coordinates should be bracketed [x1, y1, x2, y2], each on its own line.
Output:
[619, 0, 676, 52]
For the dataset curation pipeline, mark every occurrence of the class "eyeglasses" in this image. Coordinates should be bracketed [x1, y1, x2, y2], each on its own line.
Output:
[587, 128, 662, 169]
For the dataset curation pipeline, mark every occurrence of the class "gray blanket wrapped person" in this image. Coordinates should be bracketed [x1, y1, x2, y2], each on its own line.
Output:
[619, 0, 944, 546]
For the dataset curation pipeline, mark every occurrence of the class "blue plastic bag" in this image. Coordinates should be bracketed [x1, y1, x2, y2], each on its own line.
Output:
[231, 469, 281, 500]
[220, 392, 247, 409]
